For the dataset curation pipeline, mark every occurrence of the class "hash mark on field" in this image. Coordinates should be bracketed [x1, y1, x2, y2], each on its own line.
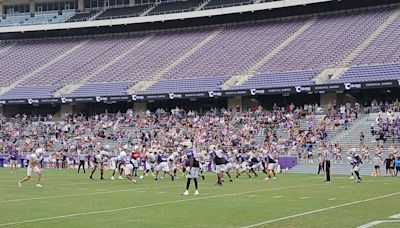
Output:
[202, 193, 211, 196]
[328, 198, 336, 201]
[300, 197, 311, 200]
[138, 191, 146, 193]
[272, 196, 283, 199]
[389, 213, 400, 219]
[248, 195, 257, 197]
[157, 192, 167, 194]
[339, 186, 347, 189]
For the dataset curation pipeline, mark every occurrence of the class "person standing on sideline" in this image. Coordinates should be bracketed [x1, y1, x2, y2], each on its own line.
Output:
[77, 147, 86, 174]
[322, 148, 331, 182]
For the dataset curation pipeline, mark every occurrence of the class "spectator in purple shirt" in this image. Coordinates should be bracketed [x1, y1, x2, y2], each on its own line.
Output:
[8, 146, 19, 173]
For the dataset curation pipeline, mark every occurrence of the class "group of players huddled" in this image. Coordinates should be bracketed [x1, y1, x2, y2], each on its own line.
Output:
[16, 141, 279, 195]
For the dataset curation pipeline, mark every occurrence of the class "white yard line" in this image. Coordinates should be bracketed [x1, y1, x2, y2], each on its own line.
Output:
[0, 185, 176, 203]
[272, 196, 283, 199]
[241, 191, 400, 228]
[0, 183, 325, 226]
[357, 220, 400, 228]
[327, 198, 336, 201]
[300, 197, 311, 200]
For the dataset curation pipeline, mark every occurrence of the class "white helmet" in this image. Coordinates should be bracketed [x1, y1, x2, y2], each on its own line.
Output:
[134, 145, 140, 150]
[104, 145, 110, 150]
[100, 150, 109, 156]
[35, 148, 44, 156]
[209, 145, 216, 150]
[119, 151, 127, 158]
[123, 144, 128, 150]
[181, 141, 192, 147]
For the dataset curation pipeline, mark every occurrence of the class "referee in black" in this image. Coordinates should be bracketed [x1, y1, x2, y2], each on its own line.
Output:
[322, 149, 331, 182]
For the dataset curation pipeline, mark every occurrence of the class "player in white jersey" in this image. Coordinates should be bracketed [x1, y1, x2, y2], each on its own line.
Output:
[168, 152, 178, 178]
[18, 148, 44, 187]
[140, 150, 157, 179]
[123, 156, 137, 184]
[89, 151, 108, 181]
[111, 151, 127, 180]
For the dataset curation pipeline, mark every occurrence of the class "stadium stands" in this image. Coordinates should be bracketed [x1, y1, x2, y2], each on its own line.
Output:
[0, 11, 75, 27]
[351, 13, 400, 66]
[66, 82, 132, 97]
[142, 76, 228, 94]
[0, 40, 79, 87]
[234, 71, 318, 90]
[18, 37, 140, 87]
[0, 86, 61, 99]
[333, 63, 400, 83]
[95, 5, 150, 19]
[0, 7, 399, 99]
[203, 0, 254, 9]
[148, 0, 205, 15]
[66, 10, 99, 22]
[164, 20, 305, 79]
[91, 30, 210, 83]
[256, 8, 393, 73]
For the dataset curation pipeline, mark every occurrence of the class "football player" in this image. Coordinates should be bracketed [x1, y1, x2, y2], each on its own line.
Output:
[182, 141, 200, 196]
[18, 148, 44, 187]
[89, 151, 108, 180]
[140, 149, 157, 179]
[155, 149, 174, 181]
[264, 152, 278, 180]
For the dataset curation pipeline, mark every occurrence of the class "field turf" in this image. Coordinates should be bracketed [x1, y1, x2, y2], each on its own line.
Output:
[0, 168, 399, 228]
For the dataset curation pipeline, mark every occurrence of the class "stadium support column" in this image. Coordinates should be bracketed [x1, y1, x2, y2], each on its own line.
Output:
[134, 102, 147, 114]
[320, 92, 337, 110]
[78, 0, 85, 12]
[228, 97, 243, 114]
[0, 2, 3, 17]
[29, 0, 34, 15]
[129, 0, 135, 6]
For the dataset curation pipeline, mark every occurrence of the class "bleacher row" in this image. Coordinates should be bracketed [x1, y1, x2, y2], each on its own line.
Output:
[0, 7, 400, 99]
[1, 0, 259, 26]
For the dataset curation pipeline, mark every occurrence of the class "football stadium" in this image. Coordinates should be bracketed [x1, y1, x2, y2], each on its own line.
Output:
[0, 0, 400, 227]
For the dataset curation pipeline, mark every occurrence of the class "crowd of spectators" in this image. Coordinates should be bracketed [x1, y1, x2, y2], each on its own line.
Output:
[0, 100, 398, 168]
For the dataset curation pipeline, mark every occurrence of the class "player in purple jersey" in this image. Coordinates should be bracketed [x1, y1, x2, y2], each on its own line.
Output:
[155, 150, 174, 181]
[235, 150, 252, 179]
[182, 141, 200, 196]
[8, 146, 19, 173]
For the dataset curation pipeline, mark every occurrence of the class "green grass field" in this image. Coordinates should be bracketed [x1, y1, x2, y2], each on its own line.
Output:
[0, 168, 400, 228]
